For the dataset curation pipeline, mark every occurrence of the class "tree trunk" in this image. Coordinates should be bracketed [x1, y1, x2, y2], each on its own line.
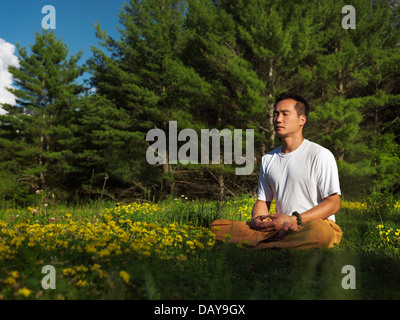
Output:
[39, 112, 45, 188]
[218, 171, 224, 200]
[268, 62, 275, 150]
[162, 150, 172, 197]
[336, 44, 344, 95]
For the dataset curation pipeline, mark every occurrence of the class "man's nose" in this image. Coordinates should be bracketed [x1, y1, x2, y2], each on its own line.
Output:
[275, 114, 283, 123]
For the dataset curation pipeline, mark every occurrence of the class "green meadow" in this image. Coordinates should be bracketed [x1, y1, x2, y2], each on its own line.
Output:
[0, 192, 399, 300]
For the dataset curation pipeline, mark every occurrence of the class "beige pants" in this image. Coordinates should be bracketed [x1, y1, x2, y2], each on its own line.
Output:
[210, 219, 342, 249]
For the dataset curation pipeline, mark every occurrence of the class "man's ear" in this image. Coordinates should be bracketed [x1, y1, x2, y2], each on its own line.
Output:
[300, 115, 307, 127]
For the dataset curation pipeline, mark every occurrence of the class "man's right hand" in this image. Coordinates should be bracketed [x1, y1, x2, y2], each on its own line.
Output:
[249, 215, 276, 231]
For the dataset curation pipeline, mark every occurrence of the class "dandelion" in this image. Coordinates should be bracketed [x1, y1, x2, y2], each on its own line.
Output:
[76, 279, 88, 287]
[177, 254, 188, 262]
[119, 270, 130, 284]
[3, 277, 16, 286]
[142, 250, 151, 257]
[62, 268, 76, 277]
[207, 239, 215, 247]
[18, 288, 32, 298]
[91, 264, 101, 271]
[75, 265, 88, 273]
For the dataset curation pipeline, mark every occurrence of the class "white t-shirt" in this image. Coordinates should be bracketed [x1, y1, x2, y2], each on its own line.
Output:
[257, 139, 341, 222]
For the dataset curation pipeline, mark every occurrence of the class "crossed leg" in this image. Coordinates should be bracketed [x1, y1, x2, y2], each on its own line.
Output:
[210, 219, 342, 250]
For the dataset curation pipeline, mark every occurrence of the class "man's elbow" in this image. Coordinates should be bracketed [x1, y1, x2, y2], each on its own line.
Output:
[329, 194, 341, 215]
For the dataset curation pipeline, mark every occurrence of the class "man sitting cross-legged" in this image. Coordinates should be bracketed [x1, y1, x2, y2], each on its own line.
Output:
[210, 93, 342, 249]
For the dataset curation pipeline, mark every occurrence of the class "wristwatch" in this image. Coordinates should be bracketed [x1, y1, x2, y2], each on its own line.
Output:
[292, 211, 302, 226]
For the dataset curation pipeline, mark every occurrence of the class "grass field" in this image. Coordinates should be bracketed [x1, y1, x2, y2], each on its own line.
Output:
[0, 192, 399, 300]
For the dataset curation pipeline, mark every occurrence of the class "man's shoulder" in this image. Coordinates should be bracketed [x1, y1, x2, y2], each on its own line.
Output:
[304, 140, 336, 160]
[262, 140, 326, 156]
[260, 140, 335, 162]
[267, 145, 282, 156]
[261, 146, 282, 161]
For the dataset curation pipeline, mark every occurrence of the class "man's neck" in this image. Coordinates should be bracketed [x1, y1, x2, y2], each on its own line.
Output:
[281, 136, 305, 153]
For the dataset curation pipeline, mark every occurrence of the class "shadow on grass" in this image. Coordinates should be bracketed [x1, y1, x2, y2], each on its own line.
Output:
[141, 202, 400, 300]
[165, 241, 399, 300]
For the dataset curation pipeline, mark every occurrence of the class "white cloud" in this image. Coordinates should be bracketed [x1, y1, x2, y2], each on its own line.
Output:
[0, 38, 20, 114]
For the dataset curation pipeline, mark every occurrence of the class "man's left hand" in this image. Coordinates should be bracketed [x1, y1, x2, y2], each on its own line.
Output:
[262, 213, 296, 232]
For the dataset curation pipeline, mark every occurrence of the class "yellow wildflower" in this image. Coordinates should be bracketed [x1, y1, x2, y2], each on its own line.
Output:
[241, 240, 250, 246]
[3, 277, 16, 286]
[18, 288, 32, 298]
[91, 264, 101, 271]
[76, 279, 88, 287]
[62, 268, 76, 277]
[142, 250, 151, 257]
[177, 254, 188, 262]
[103, 213, 113, 222]
[11, 270, 19, 278]
[120, 270, 130, 284]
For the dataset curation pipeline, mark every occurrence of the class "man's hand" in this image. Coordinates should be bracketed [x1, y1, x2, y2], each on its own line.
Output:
[250, 214, 296, 232]
[249, 215, 274, 231]
[276, 221, 302, 239]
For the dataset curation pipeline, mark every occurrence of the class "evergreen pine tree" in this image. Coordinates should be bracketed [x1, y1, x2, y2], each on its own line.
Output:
[0, 30, 84, 199]
[89, 0, 204, 198]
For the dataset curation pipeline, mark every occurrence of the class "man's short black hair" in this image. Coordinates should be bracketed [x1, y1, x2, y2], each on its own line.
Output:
[274, 93, 309, 118]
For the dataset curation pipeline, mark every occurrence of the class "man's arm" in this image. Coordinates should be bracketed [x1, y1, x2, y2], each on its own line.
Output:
[251, 200, 271, 219]
[251, 194, 341, 232]
[298, 193, 341, 225]
[249, 200, 270, 230]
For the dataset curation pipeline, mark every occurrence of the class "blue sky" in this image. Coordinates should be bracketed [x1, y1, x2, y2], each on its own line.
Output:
[0, 0, 128, 83]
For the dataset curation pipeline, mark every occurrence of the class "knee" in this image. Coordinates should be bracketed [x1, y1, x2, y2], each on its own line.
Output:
[304, 220, 336, 248]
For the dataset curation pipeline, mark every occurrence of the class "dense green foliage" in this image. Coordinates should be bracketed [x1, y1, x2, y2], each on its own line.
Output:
[1, 0, 400, 204]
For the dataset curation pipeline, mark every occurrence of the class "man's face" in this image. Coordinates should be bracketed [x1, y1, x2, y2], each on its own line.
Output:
[273, 99, 306, 138]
